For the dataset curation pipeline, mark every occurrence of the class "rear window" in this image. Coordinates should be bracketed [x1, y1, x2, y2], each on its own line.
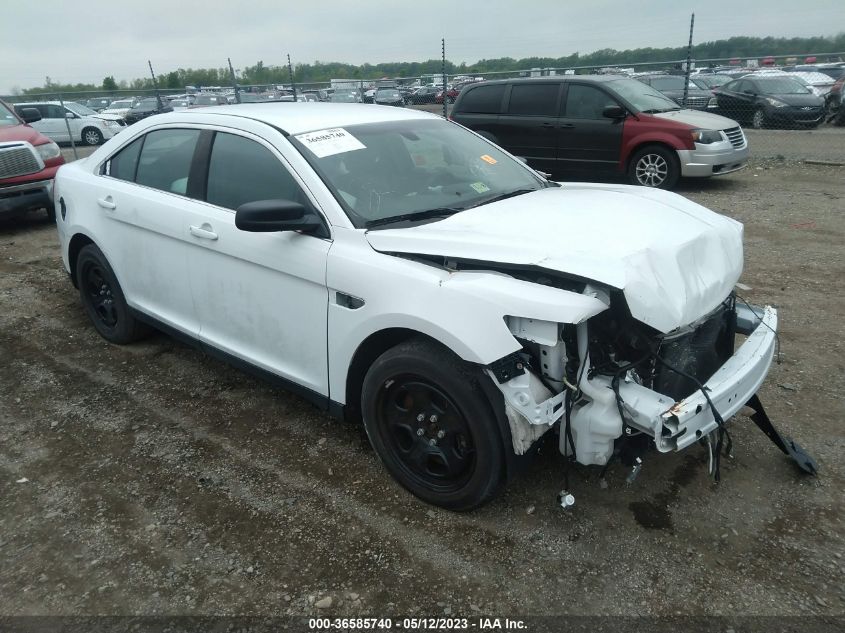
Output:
[457, 84, 505, 113]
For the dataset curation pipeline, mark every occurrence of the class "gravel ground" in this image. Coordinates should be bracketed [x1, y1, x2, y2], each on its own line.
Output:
[0, 162, 843, 620]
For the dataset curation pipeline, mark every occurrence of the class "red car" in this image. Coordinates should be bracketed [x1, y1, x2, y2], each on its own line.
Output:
[0, 99, 65, 221]
[435, 86, 461, 104]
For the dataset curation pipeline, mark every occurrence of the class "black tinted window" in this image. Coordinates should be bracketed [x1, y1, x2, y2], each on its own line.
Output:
[107, 136, 144, 181]
[206, 132, 306, 210]
[507, 84, 559, 116]
[564, 84, 616, 119]
[458, 85, 505, 113]
[48, 105, 66, 118]
[135, 129, 200, 195]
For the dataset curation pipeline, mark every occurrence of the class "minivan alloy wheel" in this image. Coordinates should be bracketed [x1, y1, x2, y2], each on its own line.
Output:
[634, 152, 669, 187]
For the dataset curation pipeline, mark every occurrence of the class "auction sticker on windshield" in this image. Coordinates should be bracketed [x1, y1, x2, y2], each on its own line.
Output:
[295, 128, 366, 158]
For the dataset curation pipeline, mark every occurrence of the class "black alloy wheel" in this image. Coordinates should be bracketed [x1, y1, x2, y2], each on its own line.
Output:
[361, 338, 507, 511]
[75, 244, 150, 344]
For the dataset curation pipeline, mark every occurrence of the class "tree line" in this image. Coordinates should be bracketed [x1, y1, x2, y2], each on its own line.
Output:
[12, 33, 845, 96]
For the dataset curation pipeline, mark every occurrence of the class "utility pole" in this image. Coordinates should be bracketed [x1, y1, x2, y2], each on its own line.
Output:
[228, 57, 241, 103]
[148, 60, 163, 109]
[441, 38, 447, 118]
[682, 13, 695, 108]
[287, 54, 297, 100]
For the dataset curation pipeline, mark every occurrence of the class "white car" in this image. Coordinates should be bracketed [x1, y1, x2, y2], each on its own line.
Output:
[99, 98, 139, 121]
[13, 101, 124, 145]
[53, 104, 814, 510]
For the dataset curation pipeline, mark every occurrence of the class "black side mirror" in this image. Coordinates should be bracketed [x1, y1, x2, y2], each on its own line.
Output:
[18, 108, 41, 124]
[235, 199, 323, 234]
[602, 104, 626, 119]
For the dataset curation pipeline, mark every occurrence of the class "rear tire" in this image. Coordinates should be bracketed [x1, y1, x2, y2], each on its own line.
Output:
[361, 338, 507, 511]
[75, 244, 150, 344]
[627, 145, 680, 189]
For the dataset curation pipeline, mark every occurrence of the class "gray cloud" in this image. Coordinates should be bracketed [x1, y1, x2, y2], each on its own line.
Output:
[1, 0, 843, 92]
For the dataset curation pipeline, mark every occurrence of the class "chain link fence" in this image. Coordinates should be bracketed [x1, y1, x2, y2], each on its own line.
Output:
[3, 52, 844, 164]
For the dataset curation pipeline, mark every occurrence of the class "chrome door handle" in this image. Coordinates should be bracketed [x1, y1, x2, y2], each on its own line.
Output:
[189, 225, 218, 240]
[97, 196, 116, 210]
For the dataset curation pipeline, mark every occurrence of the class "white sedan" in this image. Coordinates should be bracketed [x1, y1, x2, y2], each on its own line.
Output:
[53, 104, 813, 510]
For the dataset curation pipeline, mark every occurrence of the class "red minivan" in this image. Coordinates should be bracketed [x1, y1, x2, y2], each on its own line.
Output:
[0, 98, 65, 221]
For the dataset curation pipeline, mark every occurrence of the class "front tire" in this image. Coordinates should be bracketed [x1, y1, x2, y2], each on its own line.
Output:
[751, 108, 767, 130]
[361, 338, 507, 511]
[82, 127, 103, 146]
[75, 244, 150, 344]
[627, 145, 680, 189]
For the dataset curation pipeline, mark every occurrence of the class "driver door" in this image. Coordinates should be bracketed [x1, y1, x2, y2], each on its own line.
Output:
[184, 129, 332, 396]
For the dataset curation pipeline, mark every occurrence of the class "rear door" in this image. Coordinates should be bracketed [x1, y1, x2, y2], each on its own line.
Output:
[494, 82, 562, 174]
[557, 83, 624, 173]
[92, 127, 203, 334]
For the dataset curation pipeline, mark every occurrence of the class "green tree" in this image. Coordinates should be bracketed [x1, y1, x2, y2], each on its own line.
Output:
[102, 76, 118, 91]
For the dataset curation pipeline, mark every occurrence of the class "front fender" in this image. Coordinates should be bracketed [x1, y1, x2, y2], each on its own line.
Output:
[326, 230, 609, 403]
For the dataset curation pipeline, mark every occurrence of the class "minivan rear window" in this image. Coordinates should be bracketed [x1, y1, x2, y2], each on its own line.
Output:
[458, 85, 506, 113]
[507, 84, 559, 116]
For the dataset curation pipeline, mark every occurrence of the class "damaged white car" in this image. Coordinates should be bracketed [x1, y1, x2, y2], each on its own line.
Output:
[53, 104, 816, 510]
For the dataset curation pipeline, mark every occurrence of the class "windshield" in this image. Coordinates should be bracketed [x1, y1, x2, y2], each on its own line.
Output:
[647, 76, 687, 91]
[109, 100, 133, 108]
[290, 118, 547, 228]
[193, 95, 220, 105]
[331, 91, 360, 102]
[133, 99, 159, 110]
[376, 89, 401, 99]
[0, 101, 20, 126]
[756, 78, 811, 95]
[606, 78, 679, 112]
[692, 75, 730, 89]
[66, 102, 98, 117]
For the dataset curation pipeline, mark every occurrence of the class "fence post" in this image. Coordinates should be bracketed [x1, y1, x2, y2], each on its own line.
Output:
[287, 54, 297, 100]
[57, 93, 78, 160]
[682, 13, 695, 108]
[228, 58, 241, 103]
[441, 38, 447, 118]
[148, 60, 163, 109]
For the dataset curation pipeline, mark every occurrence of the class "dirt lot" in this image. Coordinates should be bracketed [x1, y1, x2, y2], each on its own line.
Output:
[1, 162, 844, 620]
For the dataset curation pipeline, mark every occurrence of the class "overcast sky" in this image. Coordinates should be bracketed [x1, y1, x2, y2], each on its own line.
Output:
[2, 0, 843, 92]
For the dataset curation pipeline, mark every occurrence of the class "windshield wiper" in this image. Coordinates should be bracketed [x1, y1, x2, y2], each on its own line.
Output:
[467, 188, 539, 209]
[364, 207, 463, 228]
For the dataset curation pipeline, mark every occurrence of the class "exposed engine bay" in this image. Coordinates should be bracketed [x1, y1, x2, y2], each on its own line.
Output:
[489, 286, 817, 483]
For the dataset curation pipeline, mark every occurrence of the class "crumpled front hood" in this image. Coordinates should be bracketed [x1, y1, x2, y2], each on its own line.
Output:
[365, 184, 744, 333]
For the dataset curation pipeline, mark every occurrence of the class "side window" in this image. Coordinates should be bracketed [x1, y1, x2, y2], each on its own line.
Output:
[458, 85, 506, 113]
[135, 129, 201, 195]
[106, 136, 144, 182]
[564, 85, 616, 120]
[507, 84, 559, 116]
[47, 105, 66, 119]
[206, 132, 307, 210]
